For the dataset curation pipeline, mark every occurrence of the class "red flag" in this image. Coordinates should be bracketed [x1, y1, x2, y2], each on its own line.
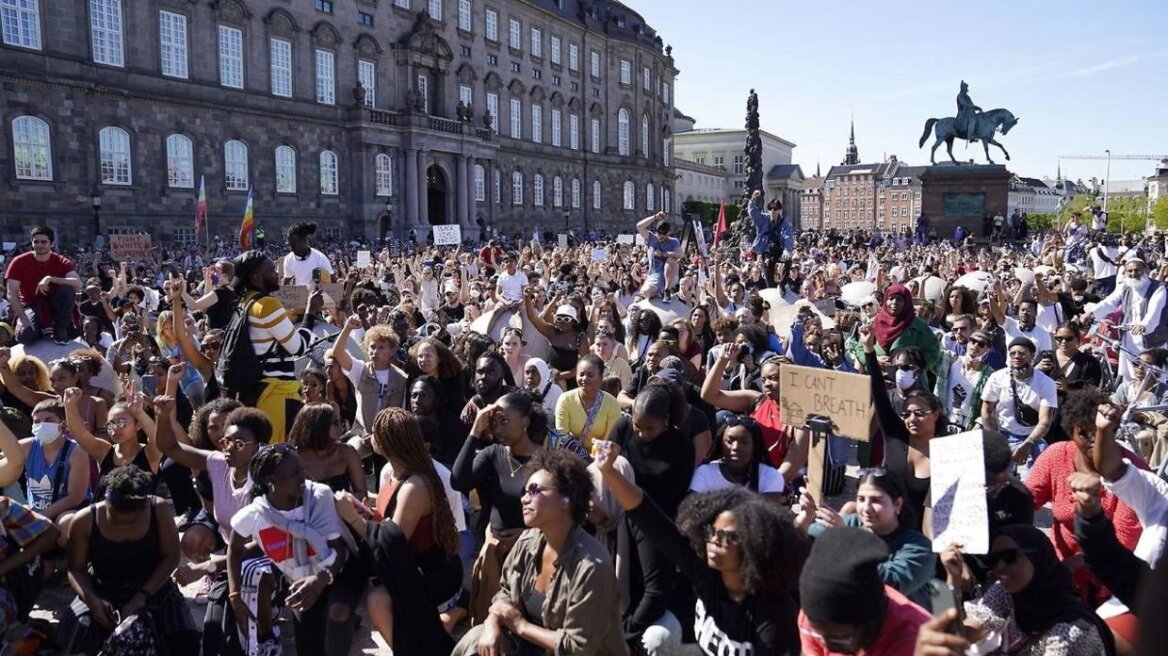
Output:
[712, 202, 728, 249]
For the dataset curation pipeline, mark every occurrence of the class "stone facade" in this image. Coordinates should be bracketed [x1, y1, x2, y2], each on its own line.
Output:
[821, 158, 923, 231]
[0, 0, 677, 247]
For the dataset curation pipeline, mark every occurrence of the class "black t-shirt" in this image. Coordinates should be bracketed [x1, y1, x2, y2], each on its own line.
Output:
[439, 302, 465, 322]
[204, 287, 236, 331]
[79, 299, 115, 335]
[608, 415, 694, 520]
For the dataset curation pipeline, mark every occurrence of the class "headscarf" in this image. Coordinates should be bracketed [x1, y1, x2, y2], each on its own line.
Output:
[524, 357, 554, 400]
[998, 525, 1116, 654]
[872, 284, 916, 351]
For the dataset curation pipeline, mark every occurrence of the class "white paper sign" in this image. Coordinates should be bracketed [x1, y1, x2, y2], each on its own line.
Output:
[356, 250, 371, 268]
[692, 219, 709, 258]
[930, 430, 990, 555]
[591, 248, 609, 263]
[557, 234, 568, 249]
[432, 225, 462, 246]
[616, 234, 636, 245]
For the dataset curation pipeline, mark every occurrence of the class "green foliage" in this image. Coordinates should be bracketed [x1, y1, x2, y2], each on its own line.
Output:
[682, 200, 742, 230]
[1152, 197, 1168, 231]
[1051, 194, 1153, 233]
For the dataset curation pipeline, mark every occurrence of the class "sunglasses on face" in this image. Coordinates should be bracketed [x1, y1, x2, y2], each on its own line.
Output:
[899, 409, 932, 419]
[721, 414, 759, 431]
[985, 547, 1031, 568]
[522, 483, 556, 498]
[202, 341, 222, 351]
[222, 438, 258, 451]
[702, 525, 742, 548]
[969, 339, 989, 348]
[1054, 336, 1076, 343]
[105, 418, 130, 431]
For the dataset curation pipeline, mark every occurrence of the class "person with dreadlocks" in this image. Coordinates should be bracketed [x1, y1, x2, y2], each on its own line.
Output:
[220, 250, 319, 443]
[282, 222, 334, 286]
[229, 443, 359, 656]
[335, 408, 463, 655]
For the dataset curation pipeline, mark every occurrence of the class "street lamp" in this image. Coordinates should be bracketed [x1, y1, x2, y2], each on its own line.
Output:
[1103, 149, 1111, 213]
[91, 187, 102, 237]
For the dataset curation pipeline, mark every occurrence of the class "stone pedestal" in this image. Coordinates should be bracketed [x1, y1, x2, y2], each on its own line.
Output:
[919, 164, 1011, 238]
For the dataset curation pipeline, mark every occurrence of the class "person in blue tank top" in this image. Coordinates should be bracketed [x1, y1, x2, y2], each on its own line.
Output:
[18, 398, 91, 561]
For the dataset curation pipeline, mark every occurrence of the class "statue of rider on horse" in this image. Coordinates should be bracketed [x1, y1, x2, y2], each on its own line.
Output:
[919, 81, 1019, 165]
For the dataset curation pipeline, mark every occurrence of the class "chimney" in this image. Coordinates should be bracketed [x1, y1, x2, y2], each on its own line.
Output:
[889, 155, 898, 164]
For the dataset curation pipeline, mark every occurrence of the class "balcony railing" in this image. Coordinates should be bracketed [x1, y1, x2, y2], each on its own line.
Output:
[361, 108, 493, 142]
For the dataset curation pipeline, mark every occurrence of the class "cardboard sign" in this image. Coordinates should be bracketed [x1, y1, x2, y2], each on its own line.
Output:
[557, 234, 569, 249]
[432, 225, 462, 246]
[930, 430, 990, 554]
[778, 364, 871, 441]
[110, 234, 152, 260]
[272, 284, 344, 311]
[616, 234, 636, 245]
[591, 248, 609, 263]
[356, 250, 371, 269]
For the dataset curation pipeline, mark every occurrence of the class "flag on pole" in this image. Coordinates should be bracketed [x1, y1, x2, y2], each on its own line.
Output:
[712, 202, 728, 249]
[194, 176, 207, 238]
[239, 188, 254, 249]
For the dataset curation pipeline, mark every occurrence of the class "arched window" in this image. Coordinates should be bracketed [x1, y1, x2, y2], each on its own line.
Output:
[99, 126, 131, 185]
[319, 150, 339, 195]
[623, 180, 635, 210]
[617, 108, 630, 156]
[552, 176, 563, 208]
[12, 116, 52, 180]
[533, 174, 545, 206]
[571, 178, 581, 208]
[512, 171, 523, 205]
[641, 113, 649, 157]
[224, 140, 249, 190]
[473, 164, 485, 202]
[592, 180, 601, 209]
[375, 153, 393, 197]
[646, 182, 654, 211]
[276, 146, 297, 193]
[166, 134, 194, 188]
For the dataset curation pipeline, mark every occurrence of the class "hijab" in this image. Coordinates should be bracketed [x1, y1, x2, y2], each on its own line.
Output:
[999, 525, 1116, 654]
[525, 357, 556, 401]
[873, 284, 916, 350]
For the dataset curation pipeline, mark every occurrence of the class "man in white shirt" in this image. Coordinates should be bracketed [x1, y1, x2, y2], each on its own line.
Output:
[996, 296, 1052, 353]
[282, 222, 335, 286]
[980, 338, 1059, 478]
[1089, 238, 1120, 296]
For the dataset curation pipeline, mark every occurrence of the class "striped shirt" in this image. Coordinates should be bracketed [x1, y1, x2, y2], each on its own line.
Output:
[246, 292, 311, 380]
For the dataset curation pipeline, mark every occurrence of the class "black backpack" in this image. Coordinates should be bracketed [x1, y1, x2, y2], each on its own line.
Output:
[215, 294, 268, 404]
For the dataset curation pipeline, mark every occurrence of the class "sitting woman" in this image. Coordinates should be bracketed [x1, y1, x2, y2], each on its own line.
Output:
[67, 352, 115, 405]
[61, 465, 198, 655]
[524, 357, 563, 417]
[286, 402, 366, 498]
[940, 525, 1115, 656]
[0, 355, 107, 435]
[554, 354, 622, 451]
[63, 385, 161, 499]
[795, 468, 936, 610]
[2, 351, 51, 419]
[335, 408, 462, 655]
[453, 449, 628, 656]
[228, 444, 361, 656]
[690, 414, 786, 503]
[595, 441, 806, 655]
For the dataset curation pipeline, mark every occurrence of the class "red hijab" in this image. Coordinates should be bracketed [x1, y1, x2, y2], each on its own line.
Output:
[873, 284, 916, 350]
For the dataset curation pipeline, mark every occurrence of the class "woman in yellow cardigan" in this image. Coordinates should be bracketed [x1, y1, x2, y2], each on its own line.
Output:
[554, 354, 622, 451]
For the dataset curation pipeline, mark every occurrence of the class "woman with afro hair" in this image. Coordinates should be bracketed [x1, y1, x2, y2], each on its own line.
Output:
[595, 439, 807, 656]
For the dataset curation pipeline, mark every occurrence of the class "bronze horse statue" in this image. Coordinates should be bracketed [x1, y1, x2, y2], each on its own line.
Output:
[919, 108, 1019, 165]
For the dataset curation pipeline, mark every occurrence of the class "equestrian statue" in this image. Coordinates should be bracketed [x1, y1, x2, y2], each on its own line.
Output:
[919, 80, 1019, 165]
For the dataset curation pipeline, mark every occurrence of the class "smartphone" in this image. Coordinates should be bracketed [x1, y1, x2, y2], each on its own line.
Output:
[927, 579, 964, 636]
[140, 374, 157, 397]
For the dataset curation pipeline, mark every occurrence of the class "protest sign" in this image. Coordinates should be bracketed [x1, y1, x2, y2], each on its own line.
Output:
[692, 218, 709, 258]
[813, 298, 837, 317]
[432, 225, 462, 246]
[557, 234, 569, 249]
[273, 283, 343, 311]
[110, 234, 152, 260]
[778, 364, 870, 442]
[591, 248, 609, 263]
[930, 430, 989, 554]
[616, 234, 636, 245]
[356, 250, 371, 268]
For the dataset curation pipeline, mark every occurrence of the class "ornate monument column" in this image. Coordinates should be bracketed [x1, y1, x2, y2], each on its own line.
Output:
[457, 155, 470, 226]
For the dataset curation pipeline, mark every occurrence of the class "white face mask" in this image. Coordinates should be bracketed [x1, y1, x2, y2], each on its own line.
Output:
[32, 422, 61, 445]
[894, 368, 917, 391]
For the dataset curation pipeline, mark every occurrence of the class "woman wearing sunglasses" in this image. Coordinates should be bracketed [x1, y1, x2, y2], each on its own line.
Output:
[453, 449, 627, 656]
[939, 524, 1114, 656]
[943, 329, 998, 432]
[1038, 322, 1103, 443]
[795, 468, 935, 610]
[594, 440, 805, 656]
[63, 384, 160, 501]
[690, 414, 786, 503]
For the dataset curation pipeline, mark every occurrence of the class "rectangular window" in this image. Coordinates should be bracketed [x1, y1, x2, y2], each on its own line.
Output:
[487, 53, 497, 65]
[550, 35, 560, 64]
[1, 0, 42, 49]
[394, 0, 409, 7]
[276, 147, 297, 193]
[270, 39, 292, 97]
[662, 82, 670, 104]
[531, 104, 542, 143]
[458, 0, 471, 31]
[510, 61, 520, 73]
[90, 0, 124, 67]
[508, 18, 520, 50]
[642, 66, 650, 91]
[551, 75, 560, 86]
[428, 0, 442, 20]
[571, 179, 580, 208]
[590, 50, 600, 77]
[733, 155, 744, 175]
[358, 11, 374, 26]
[569, 114, 579, 150]
[417, 74, 428, 112]
[619, 59, 631, 85]
[590, 118, 600, 154]
[531, 69, 541, 80]
[487, 92, 499, 132]
[459, 84, 472, 108]
[166, 136, 193, 188]
[494, 169, 501, 204]
[568, 43, 578, 71]
[218, 25, 244, 88]
[314, 0, 333, 13]
[460, 45, 471, 57]
[570, 81, 578, 92]
[474, 165, 485, 201]
[509, 98, 521, 139]
[593, 180, 601, 209]
[550, 108, 561, 147]
[159, 11, 188, 78]
[530, 27, 541, 57]
[315, 49, 335, 104]
[358, 60, 376, 107]
[713, 155, 724, 169]
[485, 8, 497, 41]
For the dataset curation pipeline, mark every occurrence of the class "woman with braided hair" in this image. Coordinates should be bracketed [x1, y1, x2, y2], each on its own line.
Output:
[334, 408, 462, 655]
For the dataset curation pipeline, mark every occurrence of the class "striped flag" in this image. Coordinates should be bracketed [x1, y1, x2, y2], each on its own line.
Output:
[239, 188, 254, 249]
[194, 176, 207, 238]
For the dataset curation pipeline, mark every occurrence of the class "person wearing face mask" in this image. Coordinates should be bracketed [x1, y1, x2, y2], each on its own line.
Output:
[979, 338, 1059, 478]
[1093, 257, 1168, 380]
[941, 329, 997, 431]
[18, 398, 92, 563]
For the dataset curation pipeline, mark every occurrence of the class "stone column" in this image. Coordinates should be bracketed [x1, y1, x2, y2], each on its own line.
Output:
[417, 149, 429, 226]
[405, 147, 419, 229]
[467, 156, 477, 231]
[457, 155, 470, 227]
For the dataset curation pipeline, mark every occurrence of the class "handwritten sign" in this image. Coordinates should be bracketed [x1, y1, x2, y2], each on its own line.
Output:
[591, 248, 609, 263]
[356, 250, 371, 269]
[930, 430, 989, 555]
[778, 364, 871, 442]
[616, 234, 636, 245]
[557, 234, 569, 249]
[272, 284, 344, 311]
[432, 225, 462, 246]
[110, 234, 152, 260]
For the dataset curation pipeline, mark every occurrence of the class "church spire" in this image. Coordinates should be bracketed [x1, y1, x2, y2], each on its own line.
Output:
[843, 118, 860, 165]
[816, 162, 821, 178]
[1057, 160, 1062, 181]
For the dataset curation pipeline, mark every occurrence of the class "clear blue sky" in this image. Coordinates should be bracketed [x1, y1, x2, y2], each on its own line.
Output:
[635, 0, 1168, 184]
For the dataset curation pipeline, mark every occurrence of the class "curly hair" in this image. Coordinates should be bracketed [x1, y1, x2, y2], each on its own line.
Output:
[676, 488, 807, 596]
[452, 331, 496, 371]
[408, 337, 463, 379]
[735, 324, 770, 356]
[363, 324, 400, 353]
[524, 449, 593, 524]
[287, 221, 318, 239]
[226, 406, 273, 446]
[286, 403, 339, 452]
[10, 354, 50, 392]
[67, 349, 106, 378]
[1059, 387, 1111, 437]
[102, 464, 154, 511]
[189, 398, 243, 450]
[372, 409, 460, 555]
